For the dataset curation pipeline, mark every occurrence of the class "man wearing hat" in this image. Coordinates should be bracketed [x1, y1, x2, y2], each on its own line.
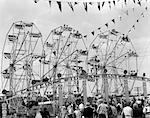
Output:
[97, 99, 108, 118]
[143, 100, 150, 118]
[83, 102, 93, 118]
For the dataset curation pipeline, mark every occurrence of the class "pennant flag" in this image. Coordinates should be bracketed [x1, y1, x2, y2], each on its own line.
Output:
[132, 8, 134, 11]
[74, 2, 78, 5]
[137, 1, 141, 6]
[84, 35, 87, 38]
[145, 6, 148, 10]
[128, 29, 132, 33]
[119, 16, 122, 21]
[89, 2, 93, 5]
[108, 1, 111, 9]
[68, 2, 74, 11]
[105, 23, 108, 28]
[53, 51, 56, 56]
[102, 1, 105, 8]
[83, 2, 88, 12]
[91, 31, 95, 35]
[97, 2, 101, 11]
[132, 25, 135, 29]
[112, 19, 115, 24]
[124, 0, 127, 5]
[141, 13, 144, 17]
[98, 27, 101, 30]
[125, 10, 128, 15]
[49, 1, 51, 7]
[57, 1, 62, 12]
[113, 0, 116, 6]
[34, 0, 40, 3]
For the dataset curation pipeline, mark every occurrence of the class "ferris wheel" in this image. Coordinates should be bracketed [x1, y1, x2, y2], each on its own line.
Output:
[42, 25, 88, 98]
[87, 29, 138, 96]
[1, 21, 43, 97]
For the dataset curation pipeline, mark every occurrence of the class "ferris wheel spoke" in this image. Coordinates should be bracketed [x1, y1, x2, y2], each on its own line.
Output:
[56, 33, 72, 63]
[14, 32, 29, 61]
[14, 70, 25, 92]
[106, 52, 128, 66]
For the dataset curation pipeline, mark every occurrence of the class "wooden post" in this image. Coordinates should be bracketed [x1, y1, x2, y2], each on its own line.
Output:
[103, 69, 109, 104]
[123, 70, 129, 102]
[143, 73, 147, 99]
[58, 73, 63, 107]
[83, 77, 87, 105]
[58, 84, 63, 107]
[83, 55, 88, 105]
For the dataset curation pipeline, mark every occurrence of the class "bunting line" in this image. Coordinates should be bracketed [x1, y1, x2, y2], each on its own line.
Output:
[88, 4, 148, 37]
[127, 5, 148, 35]
[35, 0, 148, 13]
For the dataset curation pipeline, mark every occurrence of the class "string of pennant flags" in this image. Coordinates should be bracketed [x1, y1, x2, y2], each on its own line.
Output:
[87, 5, 148, 38]
[43, 0, 149, 12]
[34, 0, 150, 38]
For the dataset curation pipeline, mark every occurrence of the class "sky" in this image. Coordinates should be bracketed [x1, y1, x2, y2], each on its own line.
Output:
[0, 0, 150, 95]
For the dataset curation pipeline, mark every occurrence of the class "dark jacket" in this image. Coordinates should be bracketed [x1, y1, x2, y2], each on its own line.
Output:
[83, 106, 93, 118]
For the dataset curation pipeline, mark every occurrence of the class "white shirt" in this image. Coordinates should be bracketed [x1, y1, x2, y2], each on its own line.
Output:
[79, 103, 84, 111]
[143, 105, 150, 118]
[74, 109, 81, 118]
[123, 106, 133, 118]
[35, 111, 42, 118]
[97, 103, 108, 115]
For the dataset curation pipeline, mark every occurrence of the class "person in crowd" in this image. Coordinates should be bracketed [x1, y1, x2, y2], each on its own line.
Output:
[79, 102, 84, 117]
[79, 102, 84, 112]
[74, 106, 81, 118]
[35, 107, 43, 118]
[97, 99, 108, 118]
[82, 102, 93, 118]
[27, 101, 39, 118]
[116, 102, 122, 115]
[61, 106, 67, 118]
[109, 102, 118, 118]
[67, 104, 74, 118]
[122, 101, 133, 118]
[132, 102, 144, 118]
[41, 107, 51, 118]
[92, 101, 98, 118]
[143, 100, 150, 118]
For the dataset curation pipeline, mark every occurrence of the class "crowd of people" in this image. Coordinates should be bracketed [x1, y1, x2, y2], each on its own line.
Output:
[54, 97, 150, 118]
[6, 96, 150, 118]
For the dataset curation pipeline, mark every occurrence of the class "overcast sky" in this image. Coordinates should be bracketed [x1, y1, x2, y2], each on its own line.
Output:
[0, 0, 150, 94]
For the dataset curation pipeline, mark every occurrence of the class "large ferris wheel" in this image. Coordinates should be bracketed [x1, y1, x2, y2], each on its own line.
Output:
[41, 25, 88, 99]
[1, 21, 43, 96]
[87, 29, 138, 96]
